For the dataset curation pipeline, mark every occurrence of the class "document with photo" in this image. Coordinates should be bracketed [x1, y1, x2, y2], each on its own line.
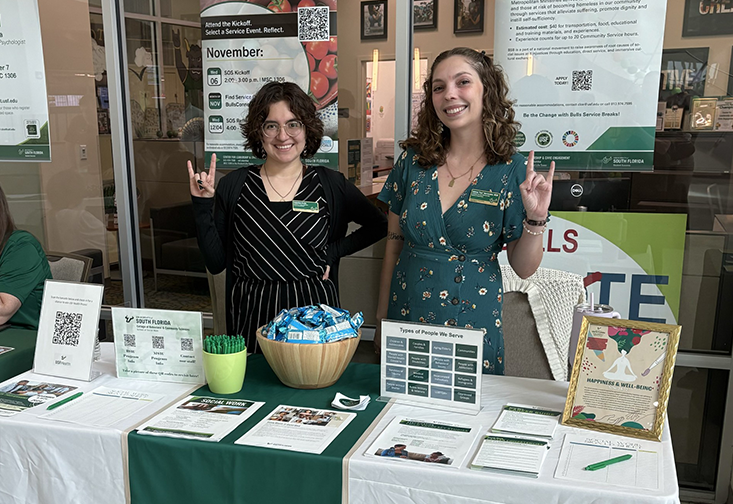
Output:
[365, 416, 480, 467]
[0, 378, 77, 417]
[137, 396, 264, 442]
[234, 405, 355, 454]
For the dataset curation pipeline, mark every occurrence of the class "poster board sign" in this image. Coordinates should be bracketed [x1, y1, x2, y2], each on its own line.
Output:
[500, 212, 686, 325]
[0, 0, 51, 162]
[380, 320, 483, 414]
[201, 1, 338, 169]
[33, 281, 104, 381]
[112, 307, 204, 384]
[493, 1, 668, 170]
[562, 316, 681, 441]
[682, 0, 733, 37]
[347, 138, 374, 186]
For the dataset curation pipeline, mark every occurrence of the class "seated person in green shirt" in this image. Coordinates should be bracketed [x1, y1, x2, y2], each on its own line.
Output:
[0, 185, 52, 329]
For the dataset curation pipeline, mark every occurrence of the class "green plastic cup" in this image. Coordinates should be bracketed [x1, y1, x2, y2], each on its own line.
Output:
[202, 348, 247, 394]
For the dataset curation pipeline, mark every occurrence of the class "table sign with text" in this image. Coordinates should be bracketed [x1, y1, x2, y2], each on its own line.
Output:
[112, 307, 204, 384]
[380, 320, 484, 414]
[33, 281, 104, 381]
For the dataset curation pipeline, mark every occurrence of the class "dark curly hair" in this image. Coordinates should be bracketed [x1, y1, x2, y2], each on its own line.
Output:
[241, 81, 324, 159]
[401, 47, 519, 168]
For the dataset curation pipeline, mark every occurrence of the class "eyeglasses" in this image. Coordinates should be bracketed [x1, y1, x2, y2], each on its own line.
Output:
[262, 120, 304, 138]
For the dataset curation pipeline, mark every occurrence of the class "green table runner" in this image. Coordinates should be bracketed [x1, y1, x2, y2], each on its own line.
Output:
[128, 355, 384, 504]
[0, 327, 37, 382]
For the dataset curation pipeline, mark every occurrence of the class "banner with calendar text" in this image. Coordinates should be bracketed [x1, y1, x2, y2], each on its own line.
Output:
[200, 0, 338, 169]
[494, 0, 667, 171]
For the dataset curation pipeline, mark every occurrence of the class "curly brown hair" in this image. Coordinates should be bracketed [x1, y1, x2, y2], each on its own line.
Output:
[241, 81, 324, 159]
[400, 47, 519, 168]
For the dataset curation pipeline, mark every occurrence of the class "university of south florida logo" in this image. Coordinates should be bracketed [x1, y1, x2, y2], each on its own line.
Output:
[535, 130, 552, 148]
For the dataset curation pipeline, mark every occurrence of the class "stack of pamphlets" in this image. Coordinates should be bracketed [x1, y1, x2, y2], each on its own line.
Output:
[331, 392, 370, 411]
[470, 404, 562, 477]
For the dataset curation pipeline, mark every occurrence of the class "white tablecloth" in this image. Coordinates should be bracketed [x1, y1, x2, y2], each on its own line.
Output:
[0, 343, 197, 504]
[347, 374, 679, 504]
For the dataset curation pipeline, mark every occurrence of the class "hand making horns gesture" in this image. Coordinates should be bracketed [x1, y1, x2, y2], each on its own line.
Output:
[519, 151, 555, 221]
[187, 153, 216, 198]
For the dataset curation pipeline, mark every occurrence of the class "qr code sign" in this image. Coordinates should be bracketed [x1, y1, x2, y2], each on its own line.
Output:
[298, 6, 329, 42]
[181, 338, 193, 352]
[572, 70, 593, 91]
[152, 336, 165, 350]
[124, 334, 136, 347]
[52, 311, 83, 346]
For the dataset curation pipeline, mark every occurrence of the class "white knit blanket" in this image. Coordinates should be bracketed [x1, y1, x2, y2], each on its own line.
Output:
[501, 265, 585, 381]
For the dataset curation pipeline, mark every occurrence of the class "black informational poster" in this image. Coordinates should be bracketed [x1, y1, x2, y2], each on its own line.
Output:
[658, 47, 709, 103]
[683, 0, 733, 37]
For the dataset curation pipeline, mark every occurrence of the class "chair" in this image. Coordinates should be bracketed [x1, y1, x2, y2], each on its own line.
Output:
[501, 265, 585, 381]
[46, 251, 94, 283]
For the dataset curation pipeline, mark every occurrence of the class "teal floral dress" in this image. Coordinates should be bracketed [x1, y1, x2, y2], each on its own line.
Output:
[378, 148, 528, 375]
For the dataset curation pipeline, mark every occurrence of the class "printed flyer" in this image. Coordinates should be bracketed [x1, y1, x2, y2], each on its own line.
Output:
[201, 1, 338, 169]
[0, 379, 76, 417]
[571, 322, 669, 430]
[494, 0, 667, 170]
[112, 307, 204, 384]
[0, 0, 51, 161]
[365, 416, 480, 468]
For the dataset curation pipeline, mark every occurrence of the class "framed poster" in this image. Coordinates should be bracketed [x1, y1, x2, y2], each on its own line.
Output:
[454, 0, 483, 34]
[562, 316, 681, 441]
[414, 0, 437, 30]
[659, 47, 709, 103]
[361, 1, 388, 40]
[683, 0, 733, 37]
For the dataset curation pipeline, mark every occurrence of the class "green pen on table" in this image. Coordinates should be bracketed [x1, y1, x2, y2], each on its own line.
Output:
[584, 453, 633, 471]
[46, 391, 83, 410]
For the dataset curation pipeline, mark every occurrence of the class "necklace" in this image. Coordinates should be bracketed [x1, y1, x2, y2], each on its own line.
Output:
[444, 153, 484, 187]
[263, 165, 303, 201]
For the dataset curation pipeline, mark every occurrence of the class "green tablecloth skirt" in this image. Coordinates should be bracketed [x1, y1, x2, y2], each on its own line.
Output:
[128, 355, 384, 504]
[0, 327, 37, 382]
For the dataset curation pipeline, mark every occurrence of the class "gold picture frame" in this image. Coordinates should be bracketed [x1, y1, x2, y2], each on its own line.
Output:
[562, 316, 681, 441]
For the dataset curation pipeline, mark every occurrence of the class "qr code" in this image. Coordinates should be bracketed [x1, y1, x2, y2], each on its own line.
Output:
[152, 336, 165, 350]
[298, 6, 330, 42]
[52, 311, 83, 346]
[572, 70, 593, 91]
[124, 334, 136, 347]
[181, 338, 193, 352]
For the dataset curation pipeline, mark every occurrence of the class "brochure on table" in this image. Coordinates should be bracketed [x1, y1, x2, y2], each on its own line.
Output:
[491, 404, 562, 439]
[112, 307, 204, 384]
[380, 320, 484, 414]
[138, 396, 264, 442]
[40, 386, 165, 428]
[0, 378, 77, 417]
[470, 433, 550, 477]
[235, 405, 356, 455]
[555, 432, 662, 490]
[33, 281, 104, 381]
[365, 416, 480, 468]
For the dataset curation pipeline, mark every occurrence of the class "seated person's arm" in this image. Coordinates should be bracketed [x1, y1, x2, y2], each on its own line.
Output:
[0, 292, 21, 324]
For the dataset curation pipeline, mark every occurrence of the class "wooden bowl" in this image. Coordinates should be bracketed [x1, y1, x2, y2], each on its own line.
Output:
[256, 327, 361, 389]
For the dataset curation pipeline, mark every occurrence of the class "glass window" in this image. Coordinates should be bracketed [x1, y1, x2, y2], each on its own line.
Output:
[160, 0, 200, 22]
[124, 0, 153, 16]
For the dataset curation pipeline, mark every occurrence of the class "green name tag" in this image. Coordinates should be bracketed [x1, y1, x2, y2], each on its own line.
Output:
[292, 200, 319, 213]
[469, 189, 500, 206]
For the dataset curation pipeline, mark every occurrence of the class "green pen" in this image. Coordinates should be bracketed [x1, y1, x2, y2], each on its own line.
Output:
[46, 391, 83, 410]
[584, 453, 632, 471]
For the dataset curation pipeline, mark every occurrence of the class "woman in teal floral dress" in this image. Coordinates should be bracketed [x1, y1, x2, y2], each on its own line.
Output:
[375, 48, 555, 374]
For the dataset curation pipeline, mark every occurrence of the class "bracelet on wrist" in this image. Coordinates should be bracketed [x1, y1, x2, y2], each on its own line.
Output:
[525, 217, 548, 227]
[522, 219, 546, 235]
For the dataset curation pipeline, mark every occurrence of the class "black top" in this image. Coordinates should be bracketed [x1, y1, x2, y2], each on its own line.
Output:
[192, 164, 387, 335]
[229, 166, 338, 350]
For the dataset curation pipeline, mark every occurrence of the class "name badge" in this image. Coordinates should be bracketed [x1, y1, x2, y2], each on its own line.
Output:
[469, 189, 500, 206]
[292, 200, 319, 213]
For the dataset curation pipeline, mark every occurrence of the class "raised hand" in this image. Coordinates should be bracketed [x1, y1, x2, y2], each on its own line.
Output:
[188, 153, 216, 198]
[519, 151, 555, 221]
